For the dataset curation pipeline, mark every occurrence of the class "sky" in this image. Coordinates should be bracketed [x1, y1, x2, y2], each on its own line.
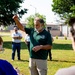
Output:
[20, 0, 59, 24]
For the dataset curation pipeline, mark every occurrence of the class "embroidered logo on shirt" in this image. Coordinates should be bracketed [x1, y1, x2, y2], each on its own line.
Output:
[40, 35, 45, 39]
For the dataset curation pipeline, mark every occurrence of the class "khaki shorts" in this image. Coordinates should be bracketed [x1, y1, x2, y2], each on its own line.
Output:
[29, 58, 47, 75]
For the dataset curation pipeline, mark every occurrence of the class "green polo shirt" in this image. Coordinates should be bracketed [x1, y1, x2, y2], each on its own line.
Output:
[25, 28, 52, 60]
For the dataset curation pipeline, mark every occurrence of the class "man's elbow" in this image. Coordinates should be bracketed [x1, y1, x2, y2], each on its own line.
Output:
[46, 45, 52, 50]
[49, 45, 52, 49]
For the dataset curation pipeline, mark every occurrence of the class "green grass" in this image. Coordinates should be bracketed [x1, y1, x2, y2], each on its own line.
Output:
[0, 35, 75, 75]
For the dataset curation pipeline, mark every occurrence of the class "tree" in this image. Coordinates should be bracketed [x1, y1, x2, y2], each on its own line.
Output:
[25, 13, 46, 28]
[0, 0, 28, 25]
[52, 0, 75, 23]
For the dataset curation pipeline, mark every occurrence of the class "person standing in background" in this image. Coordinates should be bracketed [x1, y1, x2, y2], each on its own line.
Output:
[47, 28, 53, 61]
[11, 26, 22, 61]
[25, 34, 30, 52]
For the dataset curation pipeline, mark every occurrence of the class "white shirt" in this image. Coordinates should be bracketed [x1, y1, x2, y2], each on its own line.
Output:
[25, 34, 30, 42]
[12, 32, 22, 43]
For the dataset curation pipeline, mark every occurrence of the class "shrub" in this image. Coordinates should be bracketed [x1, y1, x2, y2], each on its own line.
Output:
[64, 36, 67, 40]
[56, 36, 58, 39]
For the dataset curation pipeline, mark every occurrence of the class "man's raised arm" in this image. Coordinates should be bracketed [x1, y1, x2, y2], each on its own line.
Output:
[13, 15, 25, 31]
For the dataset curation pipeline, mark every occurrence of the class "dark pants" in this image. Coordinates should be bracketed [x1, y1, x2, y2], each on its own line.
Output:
[12, 42, 21, 60]
[48, 49, 52, 60]
[26, 42, 30, 52]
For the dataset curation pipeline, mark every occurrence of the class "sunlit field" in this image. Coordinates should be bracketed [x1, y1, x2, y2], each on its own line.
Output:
[0, 34, 75, 75]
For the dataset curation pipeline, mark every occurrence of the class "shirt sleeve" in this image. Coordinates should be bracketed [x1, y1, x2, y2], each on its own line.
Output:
[11, 33, 14, 37]
[24, 27, 33, 35]
[25, 34, 27, 40]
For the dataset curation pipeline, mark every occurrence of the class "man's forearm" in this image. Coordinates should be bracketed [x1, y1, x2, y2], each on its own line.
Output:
[40, 45, 52, 50]
[13, 36, 22, 39]
[18, 37, 22, 39]
[32, 45, 52, 52]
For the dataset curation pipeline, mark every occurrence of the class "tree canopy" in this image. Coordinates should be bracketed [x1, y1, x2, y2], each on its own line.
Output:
[0, 0, 28, 25]
[52, 0, 75, 23]
[25, 13, 46, 28]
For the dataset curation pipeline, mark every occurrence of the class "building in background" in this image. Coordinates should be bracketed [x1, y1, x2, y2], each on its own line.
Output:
[0, 22, 70, 37]
[46, 23, 70, 37]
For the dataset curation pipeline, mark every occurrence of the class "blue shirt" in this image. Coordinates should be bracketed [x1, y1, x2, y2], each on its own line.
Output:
[0, 59, 18, 75]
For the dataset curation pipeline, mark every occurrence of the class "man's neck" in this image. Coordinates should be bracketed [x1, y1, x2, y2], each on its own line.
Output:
[38, 28, 44, 33]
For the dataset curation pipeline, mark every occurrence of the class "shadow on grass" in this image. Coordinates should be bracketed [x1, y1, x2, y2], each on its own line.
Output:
[19, 59, 29, 62]
[14, 59, 29, 62]
[51, 59, 75, 63]
[3, 41, 28, 50]
[3, 41, 73, 50]
[53, 43, 72, 50]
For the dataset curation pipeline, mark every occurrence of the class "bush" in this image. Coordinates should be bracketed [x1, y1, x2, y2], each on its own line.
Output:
[56, 36, 58, 39]
[64, 36, 67, 40]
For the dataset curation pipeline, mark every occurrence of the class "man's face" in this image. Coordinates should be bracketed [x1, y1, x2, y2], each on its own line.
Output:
[34, 19, 43, 32]
[34, 20, 41, 29]
[14, 27, 18, 32]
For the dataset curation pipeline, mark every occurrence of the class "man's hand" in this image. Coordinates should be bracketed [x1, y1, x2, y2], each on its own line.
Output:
[12, 15, 18, 20]
[12, 15, 25, 31]
[32, 45, 43, 52]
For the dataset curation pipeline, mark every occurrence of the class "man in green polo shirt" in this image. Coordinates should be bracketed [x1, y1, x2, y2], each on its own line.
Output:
[13, 15, 52, 75]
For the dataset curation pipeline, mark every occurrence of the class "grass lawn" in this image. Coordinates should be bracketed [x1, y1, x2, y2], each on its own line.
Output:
[0, 35, 75, 75]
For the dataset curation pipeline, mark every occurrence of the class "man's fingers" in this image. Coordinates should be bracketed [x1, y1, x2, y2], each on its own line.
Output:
[12, 15, 18, 19]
